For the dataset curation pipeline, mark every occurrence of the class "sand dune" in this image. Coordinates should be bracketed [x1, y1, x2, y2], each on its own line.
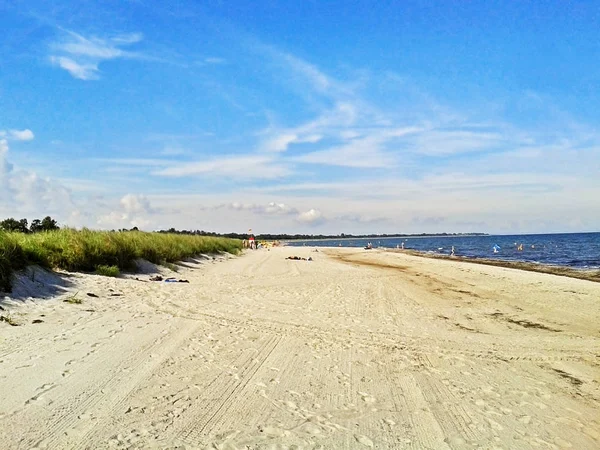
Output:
[1, 247, 599, 449]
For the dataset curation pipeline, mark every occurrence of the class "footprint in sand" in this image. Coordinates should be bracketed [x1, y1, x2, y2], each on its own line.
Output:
[355, 434, 374, 447]
[358, 391, 377, 404]
[284, 401, 298, 410]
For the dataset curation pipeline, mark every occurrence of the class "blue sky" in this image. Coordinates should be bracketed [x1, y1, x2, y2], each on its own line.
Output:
[1, 0, 599, 234]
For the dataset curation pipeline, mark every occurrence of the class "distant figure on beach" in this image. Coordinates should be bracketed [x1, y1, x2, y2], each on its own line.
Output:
[517, 243, 523, 251]
[401, 242, 405, 250]
[493, 244, 500, 253]
[451, 246, 455, 256]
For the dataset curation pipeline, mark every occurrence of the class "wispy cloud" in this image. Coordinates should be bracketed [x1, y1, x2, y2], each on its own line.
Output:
[152, 155, 291, 180]
[50, 56, 99, 80]
[410, 129, 505, 156]
[226, 201, 298, 216]
[50, 30, 144, 80]
[204, 57, 226, 64]
[264, 133, 323, 152]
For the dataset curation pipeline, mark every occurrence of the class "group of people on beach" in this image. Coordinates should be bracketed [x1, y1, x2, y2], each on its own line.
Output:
[242, 237, 256, 250]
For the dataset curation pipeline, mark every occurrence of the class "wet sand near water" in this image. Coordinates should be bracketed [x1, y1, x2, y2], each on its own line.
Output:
[1, 247, 599, 449]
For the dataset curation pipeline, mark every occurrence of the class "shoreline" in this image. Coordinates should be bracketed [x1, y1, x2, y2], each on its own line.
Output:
[283, 233, 600, 276]
[394, 248, 600, 283]
[293, 245, 600, 282]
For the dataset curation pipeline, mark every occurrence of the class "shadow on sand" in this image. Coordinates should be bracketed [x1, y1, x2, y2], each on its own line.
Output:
[1, 266, 76, 306]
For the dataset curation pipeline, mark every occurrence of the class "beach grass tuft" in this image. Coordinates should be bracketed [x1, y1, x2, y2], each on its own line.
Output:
[0, 229, 242, 292]
[95, 265, 120, 277]
[0, 314, 20, 326]
[63, 292, 83, 304]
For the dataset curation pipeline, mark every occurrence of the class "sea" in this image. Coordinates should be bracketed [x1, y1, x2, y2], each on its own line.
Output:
[285, 232, 600, 269]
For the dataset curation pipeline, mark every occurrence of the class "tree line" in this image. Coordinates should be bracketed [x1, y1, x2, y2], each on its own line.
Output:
[156, 229, 487, 240]
[0, 216, 60, 233]
[1, 218, 486, 240]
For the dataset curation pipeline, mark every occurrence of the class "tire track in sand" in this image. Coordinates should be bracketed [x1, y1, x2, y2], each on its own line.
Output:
[13, 320, 201, 450]
[176, 333, 282, 444]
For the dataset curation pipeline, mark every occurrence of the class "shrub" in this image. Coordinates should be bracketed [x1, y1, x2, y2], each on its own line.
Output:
[63, 292, 82, 304]
[95, 265, 120, 277]
[0, 232, 28, 291]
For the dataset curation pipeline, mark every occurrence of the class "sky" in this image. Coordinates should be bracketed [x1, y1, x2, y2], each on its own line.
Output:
[1, 0, 599, 235]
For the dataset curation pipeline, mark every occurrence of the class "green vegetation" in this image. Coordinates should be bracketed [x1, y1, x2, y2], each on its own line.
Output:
[63, 292, 83, 304]
[0, 229, 242, 292]
[95, 265, 120, 277]
[0, 314, 20, 326]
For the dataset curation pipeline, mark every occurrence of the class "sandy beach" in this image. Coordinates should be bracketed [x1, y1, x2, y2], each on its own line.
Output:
[1, 247, 599, 449]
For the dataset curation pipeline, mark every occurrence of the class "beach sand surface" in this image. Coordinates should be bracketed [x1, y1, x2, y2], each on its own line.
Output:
[0, 247, 599, 449]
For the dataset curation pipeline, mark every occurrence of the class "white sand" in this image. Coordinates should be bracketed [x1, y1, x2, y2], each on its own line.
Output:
[1, 247, 599, 449]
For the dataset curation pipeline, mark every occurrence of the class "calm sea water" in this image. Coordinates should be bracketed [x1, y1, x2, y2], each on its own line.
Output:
[286, 232, 600, 269]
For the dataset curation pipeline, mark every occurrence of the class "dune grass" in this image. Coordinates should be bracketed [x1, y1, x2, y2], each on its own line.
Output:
[95, 265, 120, 277]
[0, 229, 242, 292]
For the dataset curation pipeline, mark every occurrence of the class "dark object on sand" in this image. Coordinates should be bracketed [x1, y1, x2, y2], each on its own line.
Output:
[87, 292, 99, 298]
[110, 293, 123, 297]
[286, 256, 313, 261]
[32, 319, 44, 324]
[0, 316, 20, 326]
[150, 275, 163, 281]
[165, 278, 189, 283]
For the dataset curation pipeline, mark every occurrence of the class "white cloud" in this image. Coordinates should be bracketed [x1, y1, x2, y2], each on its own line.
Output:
[1, 129, 35, 142]
[264, 202, 295, 215]
[0, 133, 79, 222]
[297, 208, 324, 225]
[97, 194, 154, 229]
[265, 133, 298, 152]
[120, 194, 153, 214]
[8, 129, 35, 141]
[50, 30, 144, 80]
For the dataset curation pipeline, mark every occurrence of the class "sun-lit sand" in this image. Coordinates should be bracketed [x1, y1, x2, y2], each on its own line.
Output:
[1, 247, 599, 449]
